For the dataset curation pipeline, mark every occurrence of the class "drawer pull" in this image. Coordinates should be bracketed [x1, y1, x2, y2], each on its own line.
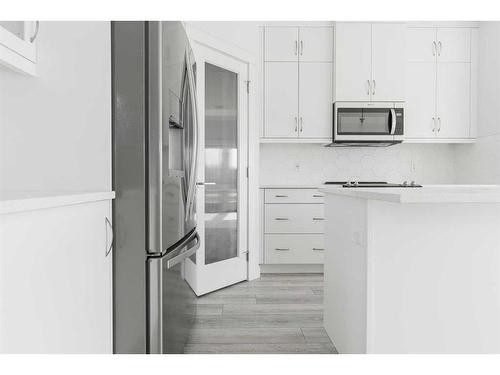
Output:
[312, 248, 324, 251]
[275, 195, 289, 198]
[275, 217, 289, 221]
[312, 217, 324, 221]
[313, 194, 324, 198]
[275, 248, 290, 251]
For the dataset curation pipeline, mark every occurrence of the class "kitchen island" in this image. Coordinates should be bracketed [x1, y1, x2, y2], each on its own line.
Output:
[319, 185, 500, 354]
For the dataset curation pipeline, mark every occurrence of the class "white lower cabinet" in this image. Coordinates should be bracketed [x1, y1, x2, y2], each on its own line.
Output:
[0, 197, 113, 353]
[262, 188, 324, 265]
[265, 234, 324, 264]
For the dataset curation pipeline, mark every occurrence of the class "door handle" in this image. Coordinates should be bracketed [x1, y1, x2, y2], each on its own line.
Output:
[312, 248, 324, 251]
[196, 182, 216, 185]
[366, 80, 371, 96]
[105, 217, 113, 257]
[295, 40, 298, 55]
[300, 40, 303, 56]
[312, 217, 324, 221]
[432, 41, 437, 56]
[275, 217, 289, 221]
[313, 194, 324, 198]
[437, 117, 441, 132]
[390, 108, 396, 135]
[275, 248, 290, 251]
[372, 80, 376, 95]
[432, 117, 436, 132]
[300, 117, 303, 132]
[165, 231, 200, 269]
[294, 116, 298, 132]
[275, 195, 289, 197]
[437, 41, 442, 56]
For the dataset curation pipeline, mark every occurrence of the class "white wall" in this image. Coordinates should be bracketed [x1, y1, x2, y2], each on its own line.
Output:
[454, 22, 500, 184]
[0, 21, 111, 192]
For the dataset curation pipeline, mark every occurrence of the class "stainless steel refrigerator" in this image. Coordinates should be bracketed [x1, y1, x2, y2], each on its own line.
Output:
[112, 21, 200, 354]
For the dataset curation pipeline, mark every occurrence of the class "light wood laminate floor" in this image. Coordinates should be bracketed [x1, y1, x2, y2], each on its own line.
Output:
[184, 273, 337, 354]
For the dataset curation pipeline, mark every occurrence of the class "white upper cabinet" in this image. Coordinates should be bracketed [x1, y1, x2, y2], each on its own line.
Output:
[407, 28, 437, 62]
[371, 23, 406, 101]
[334, 23, 372, 101]
[436, 28, 471, 62]
[263, 25, 334, 141]
[264, 62, 299, 138]
[299, 62, 333, 138]
[405, 62, 437, 138]
[0, 21, 38, 75]
[335, 22, 406, 102]
[299, 27, 333, 62]
[405, 25, 476, 142]
[265, 27, 299, 62]
[436, 62, 471, 138]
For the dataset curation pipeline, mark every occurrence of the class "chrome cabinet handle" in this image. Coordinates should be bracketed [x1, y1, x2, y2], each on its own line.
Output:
[432, 117, 436, 132]
[312, 248, 324, 251]
[438, 41, 442, 56]
[366, 80, 371, 95]
[275, 248, 290, 251]
[300, 117, 303, 132]
[432, 41, 437, 56]
[105, 217, 113, 257]
[300, 40, 303, 55]
[295, 40, 298, 55]
[313, 217, 324, 221]
[437, 117, 441, 132]
[372, 80, 376, 95]
[294, 116, 298, 132]
[313, 194, 324, 198]
[30, 21, 40, 43]
[275, 195, 289, 198]
[275, 217, 289, 221]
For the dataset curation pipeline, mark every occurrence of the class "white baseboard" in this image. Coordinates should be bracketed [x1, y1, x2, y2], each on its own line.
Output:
[259, 264, 324, 274]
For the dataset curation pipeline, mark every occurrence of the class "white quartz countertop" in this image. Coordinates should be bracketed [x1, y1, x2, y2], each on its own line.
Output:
[260, 185, 319, 189]
[0, 191, 116, 215]
[318, 184, 500, 203]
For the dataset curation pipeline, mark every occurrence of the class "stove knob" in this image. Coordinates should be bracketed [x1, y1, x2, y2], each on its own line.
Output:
[403, 181, 408, 186]
[410, 181, 416, 186]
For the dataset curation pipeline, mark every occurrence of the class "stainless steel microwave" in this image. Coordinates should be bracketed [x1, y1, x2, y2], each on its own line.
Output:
[330, 102, 404, 147]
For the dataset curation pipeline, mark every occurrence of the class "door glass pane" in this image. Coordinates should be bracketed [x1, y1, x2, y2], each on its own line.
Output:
[0, 21, 25, 39]
[204, 62, 238, 265]
[338, 108, 390, 134]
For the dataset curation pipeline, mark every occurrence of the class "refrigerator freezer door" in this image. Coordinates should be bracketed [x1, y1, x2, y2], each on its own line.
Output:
[147, 229, 199, 354]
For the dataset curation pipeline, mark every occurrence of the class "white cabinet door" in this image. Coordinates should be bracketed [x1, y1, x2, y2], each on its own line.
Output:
[407, 28, 437, 62]
[436, 63, 471, 138]
[264, 27, 299, 62]
[371, 23, 406, 101]
[405, 63, 437, 139]
[299, 62, 332, 139]
[335, 23, 372, 101]
[299, 27, 333, 62]
[0, 200, 113, 353]
[264, 62, 299, 138]
[437, 28, 471, 62]
[0, 21, 37, 75]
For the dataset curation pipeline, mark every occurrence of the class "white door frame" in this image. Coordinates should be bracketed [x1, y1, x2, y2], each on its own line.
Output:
[183, 25, 260, 295]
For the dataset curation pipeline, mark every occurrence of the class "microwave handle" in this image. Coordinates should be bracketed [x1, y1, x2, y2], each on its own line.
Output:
[390, 108, 396, 135]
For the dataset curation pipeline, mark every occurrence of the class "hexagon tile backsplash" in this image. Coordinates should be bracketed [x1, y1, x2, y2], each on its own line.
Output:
[259, 143, 456, 186]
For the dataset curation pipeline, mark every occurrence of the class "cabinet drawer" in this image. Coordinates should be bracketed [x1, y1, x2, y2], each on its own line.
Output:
[265, 189, 324, 204]
[265, 234, 324, 264]
[265, 204, 324, 233]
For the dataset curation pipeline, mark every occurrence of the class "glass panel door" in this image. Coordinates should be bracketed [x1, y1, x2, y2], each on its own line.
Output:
[204, 63, 239, 265]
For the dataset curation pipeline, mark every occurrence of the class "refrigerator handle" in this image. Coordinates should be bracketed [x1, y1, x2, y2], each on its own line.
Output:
[180, 65, 190, 207]
[166, 231, 200, 269]
[185, 49, 199, 220]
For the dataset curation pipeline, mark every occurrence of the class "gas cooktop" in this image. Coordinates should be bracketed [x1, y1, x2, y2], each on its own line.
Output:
[324, 181, 423, 188]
